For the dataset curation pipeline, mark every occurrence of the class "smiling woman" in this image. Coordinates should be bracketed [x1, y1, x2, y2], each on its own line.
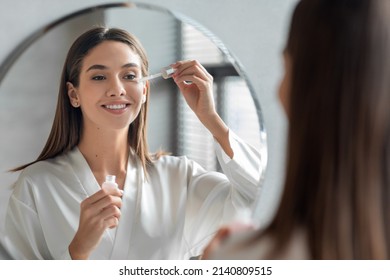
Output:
[67, 41, 147, 142]
[0, 2, 266, 186]
[1, 26, 265, 260]
[0, 3, 267, 260]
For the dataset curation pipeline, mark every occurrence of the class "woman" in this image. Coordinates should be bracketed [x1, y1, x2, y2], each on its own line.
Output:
[206, 0, 390, 259]
[3, 27, 264, 259]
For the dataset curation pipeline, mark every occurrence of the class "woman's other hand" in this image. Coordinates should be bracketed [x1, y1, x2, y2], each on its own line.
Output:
[68, 187, 123, 259]
[202, 222, 255, 259]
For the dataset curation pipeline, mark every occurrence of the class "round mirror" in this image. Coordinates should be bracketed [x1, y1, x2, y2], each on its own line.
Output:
[0, 2, 267, 208]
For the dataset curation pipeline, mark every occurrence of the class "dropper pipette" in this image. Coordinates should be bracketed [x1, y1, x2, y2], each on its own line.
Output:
[139, 66, 176, 82]
[139, 72, 163, 82]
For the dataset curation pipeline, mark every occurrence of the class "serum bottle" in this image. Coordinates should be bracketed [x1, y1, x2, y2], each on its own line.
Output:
[102, 175, 118, 191]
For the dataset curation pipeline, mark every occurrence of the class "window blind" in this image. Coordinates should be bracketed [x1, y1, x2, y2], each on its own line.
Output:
[178, 23, 262, 171]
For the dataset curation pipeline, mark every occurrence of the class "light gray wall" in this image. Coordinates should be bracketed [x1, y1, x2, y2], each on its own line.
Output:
[0, 0, 298, 257]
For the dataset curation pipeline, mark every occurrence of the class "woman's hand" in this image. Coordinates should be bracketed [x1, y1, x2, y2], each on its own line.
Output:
[171, 60, 217, 123]
[172, 60, 233, 158]
[202, 227, 232, 259]
[202, 222, 256, 259]
[68, 187, 123, 260]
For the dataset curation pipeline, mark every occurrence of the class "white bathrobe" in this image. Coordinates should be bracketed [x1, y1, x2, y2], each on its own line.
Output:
[3, 131, 264, 259]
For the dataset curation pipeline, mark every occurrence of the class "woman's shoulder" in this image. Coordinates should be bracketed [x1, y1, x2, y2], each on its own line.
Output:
[150, 153, 211, 177]
[13, 151, 73, 194]
[151, 153, 189, 168]
[20, 152, 70, 180]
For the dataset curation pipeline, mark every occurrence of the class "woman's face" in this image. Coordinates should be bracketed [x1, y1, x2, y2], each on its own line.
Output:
[278, 52, 292, 117]
[67, 41, 147, 131]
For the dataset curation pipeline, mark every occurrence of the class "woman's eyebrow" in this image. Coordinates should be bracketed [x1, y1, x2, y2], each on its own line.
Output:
[86, 63, 140, 72]
[86, 64, 107, 72]
[122, 63, 140, 69]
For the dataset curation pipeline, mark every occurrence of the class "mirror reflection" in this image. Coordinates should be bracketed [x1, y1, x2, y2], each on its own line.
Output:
[0, 3, 267, 259]
[0, 3, 266, 185]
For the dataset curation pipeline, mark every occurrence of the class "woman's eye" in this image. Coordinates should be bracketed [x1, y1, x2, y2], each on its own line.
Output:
[92, 75, 106, 81]
[124, 74, 137, 80]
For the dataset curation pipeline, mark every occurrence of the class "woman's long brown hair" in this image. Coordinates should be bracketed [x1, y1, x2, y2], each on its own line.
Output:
[254, 0, 390, 259]
[12, 27, 153, 173]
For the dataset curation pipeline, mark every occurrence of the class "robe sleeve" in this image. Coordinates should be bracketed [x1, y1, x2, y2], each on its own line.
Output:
[183, 129, 264, 258]
[3, 195, 52, 259]
[3, 176, 72, 260]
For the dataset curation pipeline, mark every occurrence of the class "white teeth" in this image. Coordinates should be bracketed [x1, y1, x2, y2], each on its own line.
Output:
[104, 104, 126, 110]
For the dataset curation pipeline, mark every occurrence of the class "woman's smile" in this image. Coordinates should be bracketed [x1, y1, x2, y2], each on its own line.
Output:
[102, 102, 130, 115]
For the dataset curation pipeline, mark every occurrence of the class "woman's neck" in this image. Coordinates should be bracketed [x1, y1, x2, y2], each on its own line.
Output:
[78, 125, 129, 188]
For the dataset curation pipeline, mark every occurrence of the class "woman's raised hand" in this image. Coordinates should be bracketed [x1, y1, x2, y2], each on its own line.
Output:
[172, 60, 234, 158]
[171, 60, 217, 123]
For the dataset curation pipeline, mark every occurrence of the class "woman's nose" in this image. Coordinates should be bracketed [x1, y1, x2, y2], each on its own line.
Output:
[106, 78, 125, 96]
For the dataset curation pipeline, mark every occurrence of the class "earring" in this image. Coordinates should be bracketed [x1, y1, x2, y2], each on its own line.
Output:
[73, 102, 79, 107]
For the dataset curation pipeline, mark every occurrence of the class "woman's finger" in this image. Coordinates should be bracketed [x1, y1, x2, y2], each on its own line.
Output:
[172, 60, 212, 80]
[92, 195, 122, 212]
[201, 227, 231, 259]
[100, 205, 122, 220]
[83, 187, 123, 205]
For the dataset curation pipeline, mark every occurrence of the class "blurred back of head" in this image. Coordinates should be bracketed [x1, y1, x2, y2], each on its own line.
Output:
[268, 0, 390, 259]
